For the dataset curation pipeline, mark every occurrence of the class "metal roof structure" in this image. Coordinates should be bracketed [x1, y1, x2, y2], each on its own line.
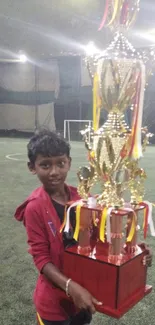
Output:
[0, 0, 155, 59]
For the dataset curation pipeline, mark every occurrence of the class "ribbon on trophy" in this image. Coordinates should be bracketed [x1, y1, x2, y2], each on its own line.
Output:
[126, 211, 137, 242]
[120, 0, 138, 27]
[128, 1, 139, 28]
[120, 0, 129, 25]
[99, 206, 137, 244]
[139, 201, 155, 238]
[129, 62, 146, 160]
[74, 204, 83, 241]
[98, 0, 120, 30]
[60, 205, 68, 233]
[106, 208, 113, 243]
[99, 207, 115, 244]
[98, 0, 140, 31]
[98, 0, 109, 31]
[37, 313, 45, 325]
[60, 200, 84, 234]
[107, 0, 120, 27]
[73, 197, 98, 241]
[93, 73, 102, 131]
[99, 206, 107, 243]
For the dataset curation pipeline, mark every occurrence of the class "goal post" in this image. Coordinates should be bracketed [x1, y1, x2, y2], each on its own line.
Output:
[64, 119, 92, 142]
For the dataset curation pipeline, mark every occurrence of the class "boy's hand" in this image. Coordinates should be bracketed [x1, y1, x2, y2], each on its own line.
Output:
[68, 281, 102, 314]
[140, 243, 152, 267]
[143, 245, 152, 267]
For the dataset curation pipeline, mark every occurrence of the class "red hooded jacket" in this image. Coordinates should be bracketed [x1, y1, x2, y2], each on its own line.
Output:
[14, 185, 80, 321]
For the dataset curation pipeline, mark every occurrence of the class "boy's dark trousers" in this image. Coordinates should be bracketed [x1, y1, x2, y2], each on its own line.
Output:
[41, 309, 92, 325]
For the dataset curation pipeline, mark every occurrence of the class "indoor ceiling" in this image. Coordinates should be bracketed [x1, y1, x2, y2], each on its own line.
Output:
[0, 0, 155, 58]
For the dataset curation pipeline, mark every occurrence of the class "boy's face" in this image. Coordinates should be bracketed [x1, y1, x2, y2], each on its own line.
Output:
[28, 154, 71, 191]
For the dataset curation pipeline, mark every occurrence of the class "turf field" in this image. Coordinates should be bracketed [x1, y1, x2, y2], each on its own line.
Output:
[0, 137, 155, 325]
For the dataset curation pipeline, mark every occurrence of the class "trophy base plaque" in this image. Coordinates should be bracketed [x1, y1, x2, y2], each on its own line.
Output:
[63, 245, 152, 318]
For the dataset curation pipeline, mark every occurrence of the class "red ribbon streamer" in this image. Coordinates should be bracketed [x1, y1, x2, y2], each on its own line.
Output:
[128, 73, 141, 157]
[120, 0, 129, 25]
[98, 0, 109, 31]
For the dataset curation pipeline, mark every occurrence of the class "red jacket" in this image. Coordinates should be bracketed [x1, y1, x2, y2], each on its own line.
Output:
[14, 185, 80, 321]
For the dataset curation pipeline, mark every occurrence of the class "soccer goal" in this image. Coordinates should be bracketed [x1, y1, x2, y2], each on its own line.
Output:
[64, 119, 92, 142]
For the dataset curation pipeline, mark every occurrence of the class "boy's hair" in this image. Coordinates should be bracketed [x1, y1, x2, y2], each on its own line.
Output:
[27, 130, 71, 165]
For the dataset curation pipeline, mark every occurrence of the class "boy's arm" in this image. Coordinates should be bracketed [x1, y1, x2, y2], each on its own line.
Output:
[24, 201, 102, 314]
[41, 262, 102, 313]
[24, 201, 52, 272]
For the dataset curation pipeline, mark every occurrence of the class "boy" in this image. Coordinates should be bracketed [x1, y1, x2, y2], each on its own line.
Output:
[15, 130, 101, 325]
[15, 130, 152, 325]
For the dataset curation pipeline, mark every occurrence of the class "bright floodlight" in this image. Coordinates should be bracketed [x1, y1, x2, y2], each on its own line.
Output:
[19, 54, 28, 63]
[85, 42, 98, 56]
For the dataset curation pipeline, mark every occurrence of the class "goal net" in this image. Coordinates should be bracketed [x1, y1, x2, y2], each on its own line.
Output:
[64, 119, 92, 142]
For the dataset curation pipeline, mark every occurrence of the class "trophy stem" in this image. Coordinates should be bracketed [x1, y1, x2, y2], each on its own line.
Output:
[109, 213, 123, 256]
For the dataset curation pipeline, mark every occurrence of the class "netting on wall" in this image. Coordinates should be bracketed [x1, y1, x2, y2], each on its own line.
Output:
[0, 60, 59, 134]
[0, 103, 55, 132]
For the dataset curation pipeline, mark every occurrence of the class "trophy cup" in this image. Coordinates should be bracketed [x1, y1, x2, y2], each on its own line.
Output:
[62, 0, 153, 318]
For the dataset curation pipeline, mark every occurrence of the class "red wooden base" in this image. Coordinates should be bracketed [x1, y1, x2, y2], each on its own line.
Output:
[63, 245, 152, 318]
[95, 285, 152, 318]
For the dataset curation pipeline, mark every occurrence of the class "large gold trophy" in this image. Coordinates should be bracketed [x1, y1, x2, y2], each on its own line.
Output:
[81, 32, 148, 207]
[62, 0, 153, 318]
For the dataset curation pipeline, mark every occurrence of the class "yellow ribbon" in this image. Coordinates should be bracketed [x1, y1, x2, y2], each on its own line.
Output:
[73, 204, 82, 241]
[107, 0, 120, 26]
[100, 207, 107, 242]
[37, 313, 45, 325]
[93, 73, 101, 131]
[127, 212, 136, 242]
